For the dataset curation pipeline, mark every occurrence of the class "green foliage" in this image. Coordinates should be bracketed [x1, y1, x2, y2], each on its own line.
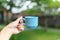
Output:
[0, 0, 60, 15]
[10, 29, 60, 40]
[0, 0, 26, 11]
[0, 0, 7, 2]
[0, 0, 7, 9]
[24, 8, 43, 15]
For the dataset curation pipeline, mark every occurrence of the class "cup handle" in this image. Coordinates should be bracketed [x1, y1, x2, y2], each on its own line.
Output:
[23, 18, 26, 26]
[23, 18, 25, 21]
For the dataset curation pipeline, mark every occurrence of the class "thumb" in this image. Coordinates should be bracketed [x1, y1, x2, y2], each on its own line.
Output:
[15, 16, 23, 23]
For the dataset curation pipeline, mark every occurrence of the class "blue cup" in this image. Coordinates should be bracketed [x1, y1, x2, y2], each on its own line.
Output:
[24, 16, 38, 29]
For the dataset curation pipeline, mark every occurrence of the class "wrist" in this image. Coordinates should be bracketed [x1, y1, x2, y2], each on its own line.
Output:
[3, 27, 13, 34]
[0, 27, 13, 40]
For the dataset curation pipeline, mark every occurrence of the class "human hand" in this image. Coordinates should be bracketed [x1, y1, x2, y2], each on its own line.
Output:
[5, 16, 24, 34]
[0, 16, 24, 40]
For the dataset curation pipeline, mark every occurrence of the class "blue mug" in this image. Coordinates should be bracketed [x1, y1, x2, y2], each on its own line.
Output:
[24, 16, 38, 29]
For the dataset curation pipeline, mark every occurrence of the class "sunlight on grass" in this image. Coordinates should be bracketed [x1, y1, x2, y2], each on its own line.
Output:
[0, 24, 6, 30]
[0, 25, 60, 40]
[0, 24, 60, 40]
[10, 29, 60, 40]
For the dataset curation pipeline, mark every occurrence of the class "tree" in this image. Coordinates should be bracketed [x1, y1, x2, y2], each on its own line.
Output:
[0, 0, 26, 24]
[30, 0, 60, 32]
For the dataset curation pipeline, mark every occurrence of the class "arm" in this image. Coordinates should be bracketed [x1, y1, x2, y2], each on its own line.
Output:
[0, 16, 24, 40]
[0, 27, 13, 40]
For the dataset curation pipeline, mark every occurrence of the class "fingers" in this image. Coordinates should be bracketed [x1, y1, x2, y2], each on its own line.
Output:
[15, 16, 24, 31]
[17, 16, 23, 25]
[15, 16, 23, 23]
[16, 16, 23, 22]
[17, 23, 24, 31]
[19, 19, 23, 24]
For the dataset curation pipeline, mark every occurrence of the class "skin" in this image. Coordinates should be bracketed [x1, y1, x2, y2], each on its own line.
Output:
[0, 16, 24, 40]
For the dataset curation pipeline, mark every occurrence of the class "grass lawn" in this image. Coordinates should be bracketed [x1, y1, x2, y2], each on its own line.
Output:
[0, 24, 60, 40]
[10, 29, 60, 40]
[0, 24, 6, 30]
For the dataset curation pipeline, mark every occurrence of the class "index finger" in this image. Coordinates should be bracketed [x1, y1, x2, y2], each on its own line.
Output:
[16, 16, 23, 22]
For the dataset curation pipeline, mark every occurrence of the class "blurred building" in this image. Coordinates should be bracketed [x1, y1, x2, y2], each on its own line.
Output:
[0, 9, 12, 24]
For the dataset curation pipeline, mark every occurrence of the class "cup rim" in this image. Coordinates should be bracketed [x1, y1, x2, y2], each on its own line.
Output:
[24, 16, 38, 18]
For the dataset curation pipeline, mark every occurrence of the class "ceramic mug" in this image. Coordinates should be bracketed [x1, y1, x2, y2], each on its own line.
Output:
[24, 16, 38, 29]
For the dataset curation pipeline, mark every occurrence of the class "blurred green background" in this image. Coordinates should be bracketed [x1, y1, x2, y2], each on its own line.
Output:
[0, 0, 60, 40]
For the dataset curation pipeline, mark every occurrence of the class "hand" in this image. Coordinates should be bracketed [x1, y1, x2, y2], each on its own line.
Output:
[5, 16, 24, 34]
[0, 16, 24, 40]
